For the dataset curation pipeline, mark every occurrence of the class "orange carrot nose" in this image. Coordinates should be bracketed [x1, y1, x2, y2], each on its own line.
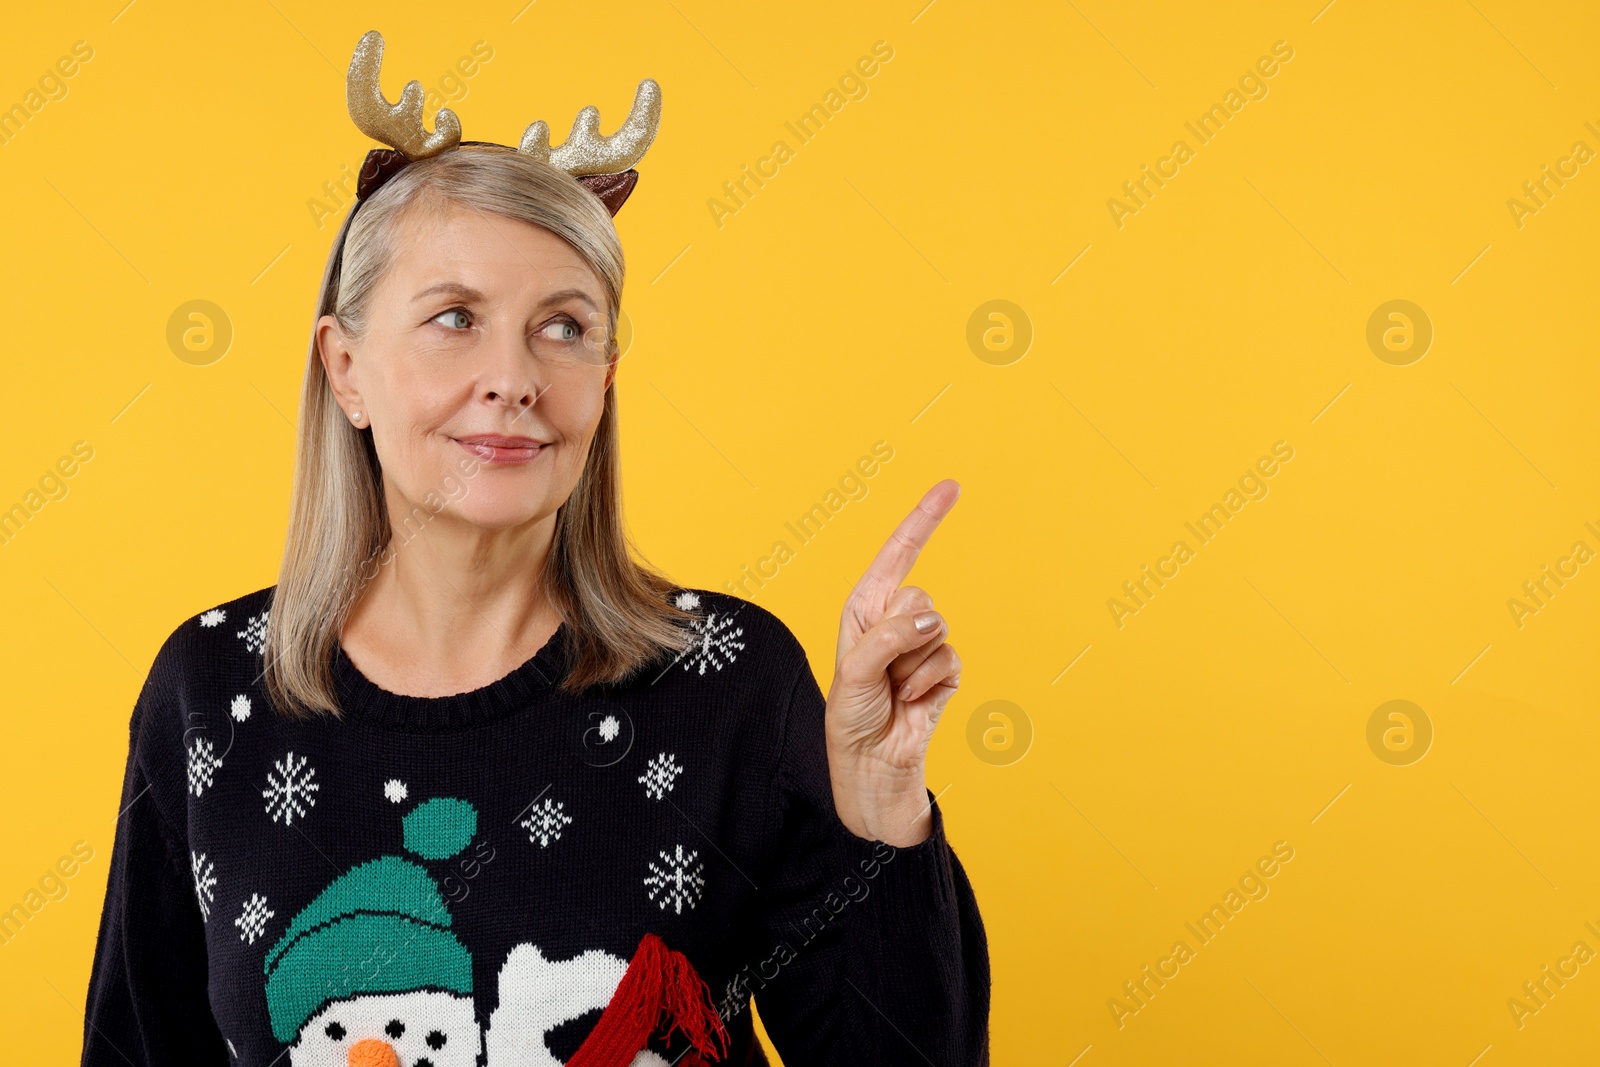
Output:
[347, 1038, 400, 1067]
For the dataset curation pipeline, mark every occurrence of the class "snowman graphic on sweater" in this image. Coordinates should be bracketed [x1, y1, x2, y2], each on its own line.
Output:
[262, 796, 719, 1067]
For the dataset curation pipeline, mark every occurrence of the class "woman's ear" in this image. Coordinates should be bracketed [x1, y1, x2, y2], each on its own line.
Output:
[317, 314, 363, 412]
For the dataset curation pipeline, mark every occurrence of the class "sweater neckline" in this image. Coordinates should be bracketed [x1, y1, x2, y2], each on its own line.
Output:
[331, 621, 571, 730]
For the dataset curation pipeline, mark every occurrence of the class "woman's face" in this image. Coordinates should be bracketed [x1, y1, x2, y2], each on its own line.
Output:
[318, 200, 616, 536]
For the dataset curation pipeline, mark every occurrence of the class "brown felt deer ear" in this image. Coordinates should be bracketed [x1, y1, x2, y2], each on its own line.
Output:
[575, 171, 640, 217]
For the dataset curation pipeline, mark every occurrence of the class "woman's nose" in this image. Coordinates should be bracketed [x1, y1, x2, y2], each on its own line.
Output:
[347, 1037, 400, 1067]
[481, 328, 544, 411]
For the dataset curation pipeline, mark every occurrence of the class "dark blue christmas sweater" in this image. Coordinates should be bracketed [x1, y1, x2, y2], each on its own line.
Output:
[81, 584, 990, 1066]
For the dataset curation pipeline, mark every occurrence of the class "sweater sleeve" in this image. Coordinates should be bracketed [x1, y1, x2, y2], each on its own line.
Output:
[81, 674, 229, 1066]
[744, 652, 991, 1065]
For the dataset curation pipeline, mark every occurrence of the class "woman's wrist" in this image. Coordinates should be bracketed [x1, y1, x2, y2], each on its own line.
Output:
[828, 753, 933, 847]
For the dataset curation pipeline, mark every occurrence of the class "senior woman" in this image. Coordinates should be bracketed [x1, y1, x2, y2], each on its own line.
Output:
[82, 31, 988, 1067]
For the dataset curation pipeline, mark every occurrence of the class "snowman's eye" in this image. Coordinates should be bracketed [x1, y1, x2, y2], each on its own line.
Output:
[385, 1019, 405, 1039]
[324, 1021, 346, 1040]
[426, 1030, 447, 1050]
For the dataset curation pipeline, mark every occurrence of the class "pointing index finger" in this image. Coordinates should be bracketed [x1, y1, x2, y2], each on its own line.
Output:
[855, 479, 961, 605]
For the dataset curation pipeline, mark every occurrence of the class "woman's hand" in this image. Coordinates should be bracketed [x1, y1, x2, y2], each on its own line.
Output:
[825, 479, 962, 847]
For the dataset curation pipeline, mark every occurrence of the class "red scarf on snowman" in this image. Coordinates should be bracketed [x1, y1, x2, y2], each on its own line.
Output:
[568, 932, 729, 1067]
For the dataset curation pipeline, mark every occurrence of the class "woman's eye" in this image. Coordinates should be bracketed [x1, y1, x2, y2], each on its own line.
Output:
[431, 309, 471, 330]
[540, 319, 580, 343]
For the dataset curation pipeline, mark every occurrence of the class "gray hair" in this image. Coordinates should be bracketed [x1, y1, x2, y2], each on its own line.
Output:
[264, 147, 694, 719]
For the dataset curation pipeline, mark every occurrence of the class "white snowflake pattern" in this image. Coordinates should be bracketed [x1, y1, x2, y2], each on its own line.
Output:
[230, 694, 251, 722]
[383, 778, 408, 803]
[262, 751, 319, 825]
[674, 590, 701, 611]
[717, 976, 750, 1021]
[644, 843, 706, 914]
[638, 752, 684, 800]
[519, 797, 572, 847]
[681, 610, 745, 675]
[597, 715, 621, 743]
[199, 608, 226, 628]
[191, 851, 217, 922]
[236, 610, 269, 654]
[233, 893, 274, 944]
[187, 737, 223, 797]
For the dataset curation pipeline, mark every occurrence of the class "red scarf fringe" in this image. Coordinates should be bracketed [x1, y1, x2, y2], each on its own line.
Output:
[567, 931, 729, 1067]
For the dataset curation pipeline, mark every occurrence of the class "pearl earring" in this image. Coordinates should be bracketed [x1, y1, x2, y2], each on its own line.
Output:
[351, 411, 362, 424]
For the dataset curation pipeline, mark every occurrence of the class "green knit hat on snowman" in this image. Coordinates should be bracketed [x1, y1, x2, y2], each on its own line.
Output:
[262, 796, 479, 1043]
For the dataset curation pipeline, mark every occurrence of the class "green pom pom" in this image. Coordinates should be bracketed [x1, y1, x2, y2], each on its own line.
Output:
[402, 797, 478, 859]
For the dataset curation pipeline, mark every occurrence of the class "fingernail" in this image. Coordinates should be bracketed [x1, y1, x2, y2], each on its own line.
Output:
[913, 611, 939, 633]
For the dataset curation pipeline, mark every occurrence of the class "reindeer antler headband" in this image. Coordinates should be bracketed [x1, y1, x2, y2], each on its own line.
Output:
[343, 29, 662, 217]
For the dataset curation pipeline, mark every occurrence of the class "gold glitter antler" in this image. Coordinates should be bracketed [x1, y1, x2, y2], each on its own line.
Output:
[517, 79, 663, 177]
[346, 30, 462, 160]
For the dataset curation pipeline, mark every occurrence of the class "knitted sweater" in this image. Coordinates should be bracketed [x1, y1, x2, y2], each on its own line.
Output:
[81, 583, 990, 1066]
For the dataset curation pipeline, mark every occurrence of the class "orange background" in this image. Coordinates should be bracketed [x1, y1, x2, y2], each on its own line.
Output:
[1, 1, 1597, 1063]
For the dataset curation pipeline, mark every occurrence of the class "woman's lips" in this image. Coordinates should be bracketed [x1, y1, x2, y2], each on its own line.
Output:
[453, 438, 547, 465]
